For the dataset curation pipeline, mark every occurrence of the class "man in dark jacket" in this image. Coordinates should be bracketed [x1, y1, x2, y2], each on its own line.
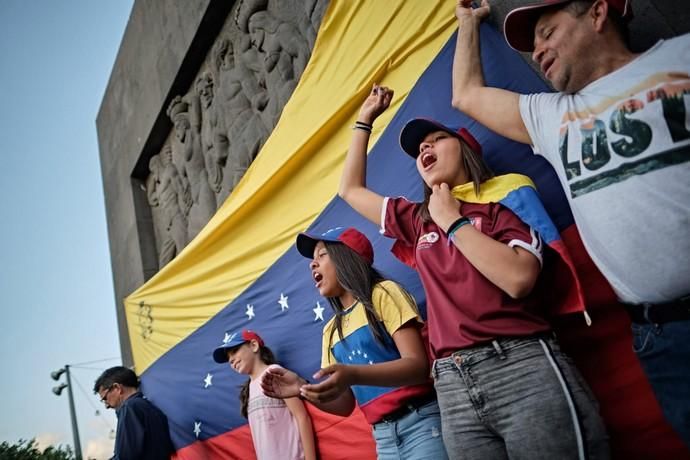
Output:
[94, 366, 174, 460]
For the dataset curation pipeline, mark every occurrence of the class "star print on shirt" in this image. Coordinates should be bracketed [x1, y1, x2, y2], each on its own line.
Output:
[203, 373, 213, 388]
[278, 293, 289, 312]
[193, 421, 201, 438]
[246, 304, 255, 320]
[348, 348, 374, 365]
[313, 301, 325, 321]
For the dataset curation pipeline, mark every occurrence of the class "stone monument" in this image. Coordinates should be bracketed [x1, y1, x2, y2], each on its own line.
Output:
[97, 0, 328, 364]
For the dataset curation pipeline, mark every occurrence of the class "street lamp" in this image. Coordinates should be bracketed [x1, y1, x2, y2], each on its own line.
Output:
[51, 365, 83, 460]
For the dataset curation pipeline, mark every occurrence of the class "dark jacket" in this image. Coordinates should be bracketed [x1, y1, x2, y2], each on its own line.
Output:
[113, 392, 174, 460]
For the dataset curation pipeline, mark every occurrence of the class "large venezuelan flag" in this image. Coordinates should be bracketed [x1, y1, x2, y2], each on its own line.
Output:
[124, 2, 689, 459]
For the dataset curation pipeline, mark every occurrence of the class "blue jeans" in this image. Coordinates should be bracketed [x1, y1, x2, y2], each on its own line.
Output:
[432, 336, 609, 460]
[372, 400, 448, 460]
[632, 318, 690, 448]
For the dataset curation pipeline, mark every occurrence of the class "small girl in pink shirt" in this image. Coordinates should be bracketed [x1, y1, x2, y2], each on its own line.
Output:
[213, 329, 317, 460]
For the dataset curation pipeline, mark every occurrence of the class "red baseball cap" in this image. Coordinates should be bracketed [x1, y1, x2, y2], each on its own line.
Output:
[504, 0, 632, 52]
[399, 118, 482, 159]
[212, 329, 264, 363]
[297, 227, 374, 265]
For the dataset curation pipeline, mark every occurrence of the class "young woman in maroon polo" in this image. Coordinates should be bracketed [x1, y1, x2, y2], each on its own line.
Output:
[383, 196, 551, 359]
[337, 85, 609, 460]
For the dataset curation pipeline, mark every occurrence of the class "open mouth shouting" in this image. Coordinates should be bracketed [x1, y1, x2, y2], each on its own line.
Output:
[420, 152, 437, 170]
[313, 271, 324, 289]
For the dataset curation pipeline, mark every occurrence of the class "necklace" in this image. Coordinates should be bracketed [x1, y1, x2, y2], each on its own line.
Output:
[340, 299, 358, 328]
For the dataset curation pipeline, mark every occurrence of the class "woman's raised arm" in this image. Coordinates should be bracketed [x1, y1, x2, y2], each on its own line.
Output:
[338, 84, 394, 226]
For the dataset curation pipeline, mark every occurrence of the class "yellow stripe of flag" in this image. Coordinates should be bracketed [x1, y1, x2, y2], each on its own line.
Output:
[125, 0, 456, 373]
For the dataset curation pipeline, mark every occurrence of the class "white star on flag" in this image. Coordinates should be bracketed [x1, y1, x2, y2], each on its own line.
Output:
[313, 301, 325, 321]
[246, 304, 255, 320]
[223, 332, 237, 345]
[203, 373, 213, 388]
[193, 421, 201, 438]
[278, 293, 289, 312]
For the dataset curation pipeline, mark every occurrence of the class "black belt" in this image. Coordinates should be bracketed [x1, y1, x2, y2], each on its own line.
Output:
[624, 295, 690, 324]
[377, 392, 436, 424]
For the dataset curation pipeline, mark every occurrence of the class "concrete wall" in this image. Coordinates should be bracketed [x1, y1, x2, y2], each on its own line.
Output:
[97, 0, 234, 365]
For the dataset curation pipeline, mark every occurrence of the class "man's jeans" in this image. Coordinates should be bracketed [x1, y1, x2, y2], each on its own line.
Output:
[632, 318, 690, 448]
[432, 336, 609, 460]
[372, 400, 448, 460]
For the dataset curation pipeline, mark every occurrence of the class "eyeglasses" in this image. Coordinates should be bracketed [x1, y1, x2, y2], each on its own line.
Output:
[99, 385, 115, 404]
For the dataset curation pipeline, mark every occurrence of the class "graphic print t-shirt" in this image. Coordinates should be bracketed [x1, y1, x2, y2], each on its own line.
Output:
[520, 34, 690, 303]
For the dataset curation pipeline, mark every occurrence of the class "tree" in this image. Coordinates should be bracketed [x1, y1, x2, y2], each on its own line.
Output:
[0, 439, 74, 460]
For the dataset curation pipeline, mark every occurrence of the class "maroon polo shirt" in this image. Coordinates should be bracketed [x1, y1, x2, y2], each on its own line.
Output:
[383, 197, 550, 359]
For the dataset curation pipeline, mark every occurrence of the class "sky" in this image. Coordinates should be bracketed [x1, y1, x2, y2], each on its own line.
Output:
[0, 1, 134, 458]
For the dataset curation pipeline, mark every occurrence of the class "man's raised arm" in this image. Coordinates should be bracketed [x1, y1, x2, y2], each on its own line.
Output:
[452, 0, 532, 145]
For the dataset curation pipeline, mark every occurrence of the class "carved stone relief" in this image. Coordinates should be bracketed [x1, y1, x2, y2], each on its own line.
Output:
[143, 0, 329, 268]
[146, 145, 191, 267]
[211, 38, 269, 201]
[166, 95, 217, 238]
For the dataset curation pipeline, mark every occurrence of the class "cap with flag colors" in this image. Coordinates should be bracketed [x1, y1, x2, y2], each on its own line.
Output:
[212, 330, 264, 364]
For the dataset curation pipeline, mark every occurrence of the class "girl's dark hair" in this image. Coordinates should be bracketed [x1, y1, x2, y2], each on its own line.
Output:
[236, 343, 276, 419]
[323, 242, 417, 359]
[416, 138, 494, 222]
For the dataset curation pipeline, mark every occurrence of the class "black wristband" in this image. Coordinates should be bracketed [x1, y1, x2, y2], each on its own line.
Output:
[354, 120, 373, 133]
[445, 216, 471, 235]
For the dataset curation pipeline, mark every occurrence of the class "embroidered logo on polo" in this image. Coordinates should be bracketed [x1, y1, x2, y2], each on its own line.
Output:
[417, 217, 483, 251]
[470, 217, 482, 232]
[417, 231, 439, 250]
[558, 74, 690, 198]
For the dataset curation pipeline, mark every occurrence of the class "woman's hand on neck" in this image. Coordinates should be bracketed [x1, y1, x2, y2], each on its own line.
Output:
[428, 183, 463, 232]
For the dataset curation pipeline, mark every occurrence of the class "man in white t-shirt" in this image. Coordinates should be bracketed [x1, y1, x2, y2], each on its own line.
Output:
[451, 0, 690, 446]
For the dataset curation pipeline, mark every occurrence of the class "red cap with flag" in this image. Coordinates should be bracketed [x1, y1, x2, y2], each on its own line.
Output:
[399, 118, 482, 159]
[503, 0, 632, 52]
[297, 227, 374, 265]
